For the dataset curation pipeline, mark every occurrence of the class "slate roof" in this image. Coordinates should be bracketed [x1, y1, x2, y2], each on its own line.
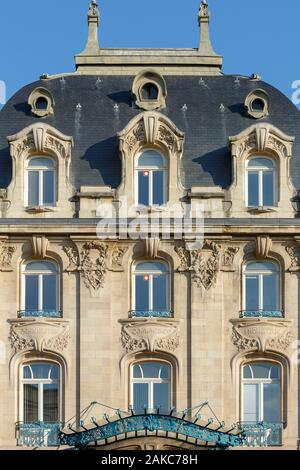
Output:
[0, 74, 300, 191]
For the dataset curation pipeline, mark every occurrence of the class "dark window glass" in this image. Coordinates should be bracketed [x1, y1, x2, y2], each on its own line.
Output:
[133, 383, 148, 413]
[153, 275, 167, 310]
[43, 171, 55, 206]
[25, 275, 39, 311]
[24, 384, 39, 422]
[141, 83, 158, 100]
[153, 383, 169, 413]
[28, 171, 39, 206]
[35, 98, 48, 110]
[43, 275, 57, 310]
[153, 171, 164, 205]
[248, 172, 259, 206]
[252, 99, 265, 112]
[135, 275, 149, 310]
[246, 275, 259, 310]
[43, 384, 59, 422]
[138, 171, 149, 205]
[263, 274, 278, 311]
[263, 171, 275, 206]
[264, 383, 280, 422]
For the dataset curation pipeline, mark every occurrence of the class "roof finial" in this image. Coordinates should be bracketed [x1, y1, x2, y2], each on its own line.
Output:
[85, 1, 100, 52]
[198, 1, 217, 56]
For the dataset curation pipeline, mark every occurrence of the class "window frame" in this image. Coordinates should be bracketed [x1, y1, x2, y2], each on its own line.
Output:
[132, 261, 170, 312]
[242, 261, 280, 312]
[130, 361, 172, 413]
[134, 149, 168, 207]
[20, 362, 61, 423]
[246, 156, 277, 208]
[25, 156, 57, 208]
[241, 362, 282, 423]
[21, 261, 60, 312]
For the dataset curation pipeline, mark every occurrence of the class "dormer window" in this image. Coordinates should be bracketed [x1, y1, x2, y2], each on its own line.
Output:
[135, 150, 167, 206]
[26, 157, 56, 208]
[132, 70, 167, 110]
[141, 83, 159, 101]
[246, 157, 276, 208]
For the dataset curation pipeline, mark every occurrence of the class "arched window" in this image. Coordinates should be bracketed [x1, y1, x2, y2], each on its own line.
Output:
[131, 261, 170, 317]
[20, 261, 60, 318]
[135, 150, 167, 206]
[26, 157, 56, 207]
[246, 157, 276, 207]
[242, 261, 281, 317]
[131, 361, 171, 413]
[242, 362, 282, 446]
[21, 363, 60, 423]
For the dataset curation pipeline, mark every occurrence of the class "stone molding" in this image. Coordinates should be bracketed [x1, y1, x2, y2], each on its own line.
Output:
[0, 240, 16, 272]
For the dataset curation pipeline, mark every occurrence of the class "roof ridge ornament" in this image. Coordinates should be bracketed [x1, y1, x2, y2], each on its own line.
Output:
[198, 1, 217, 56]
[84, 1, 100, 52]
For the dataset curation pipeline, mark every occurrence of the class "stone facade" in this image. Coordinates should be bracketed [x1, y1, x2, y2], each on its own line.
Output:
[0, 1, 299, 450]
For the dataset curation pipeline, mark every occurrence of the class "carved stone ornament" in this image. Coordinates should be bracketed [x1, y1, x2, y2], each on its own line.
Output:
[64, 241, 108, 290]
[8, 123, 73, 162]
[119, 320, 180, 353]
[286, 244, 300, 272]
[230, 318, 293, 353]
[222, 246, 240, 271]
[190, 241, 221, 290]
[230, 123, 294, 160]
[175, 242, 191, 272]
[109, 243, 128, 271]
[256, 235, 272, 259]
[199, 0, 209, 19]
[0, 241, 16, 271]
[8, 319, 70, 354]
[118, 112, 184, 155]
[144, 238, 160, 259]
[31, 235, 49, 259]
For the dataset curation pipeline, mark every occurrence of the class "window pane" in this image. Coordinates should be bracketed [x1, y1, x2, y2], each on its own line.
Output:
[135, 262, 167, 273]
[141, 362, 161, 378]
[243, 365, 252, 379]
[133, 365, 143, 378]
[270, 366, 280, 380]
[153, 275, 168, 310]
[23, 366, 32, 379]
[25, 261, 57, 273]
[133, 383, 148, 413]
[251, 364, 272, 379]
[160, 365, 170, 379]
[43, 384, 59, 422]
[28, 158, 54, 169]
[25, 275, 39, 311]
[263, 171, 275, 206]
[154, 383, 169, 413]
[248, 158, 274, 169]
[138, 171, 149, 205]
[245, 275, 259, 310]
[43, 275, 57, 310]
[28, 171, 39, 206]
[263, 274, 278, 310]
[264, 383, 280, 422]
[152, 171, 164, 205]
[246, 262, 277, 272]
[43, 171, 55, 206]
[135, 275, 149, 310]
[248, 172, 259, 206]
[30, 364, 53, 379]
[24, 384, 39, 422]
[139, 151, 164, 168]
[243, 383, 259, 422]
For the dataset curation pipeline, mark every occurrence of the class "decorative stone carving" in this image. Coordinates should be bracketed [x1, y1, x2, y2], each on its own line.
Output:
[0, 241, 16, 271]
[286, 244, 300, 272]
[80, 242, 108, 290]
[8, 319, 70, 354]
[118, 112, 184, 155]
[230, 318, 293, 353]
[28, 88, 55, 118]
[175, 243, 190, 272]
[119, 320, 180, 353]
[132, 70, 167, 111]
[256, 235, 272, 259]
[222, 246, 239, 271]
[190, 241, 221, 290]
[109, 243, 128, 271]
[88, 0, 99, 17]
[144, 238, 160, 259]
[199, 0, 209, 18]
[63, 244, 80, 272]
[31, 236, 49, 259]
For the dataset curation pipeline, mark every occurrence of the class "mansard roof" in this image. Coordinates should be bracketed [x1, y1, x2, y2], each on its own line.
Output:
[0, 74, 300, 191]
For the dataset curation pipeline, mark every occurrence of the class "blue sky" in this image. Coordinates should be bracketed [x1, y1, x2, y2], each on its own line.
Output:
[0, 0, 299, 104]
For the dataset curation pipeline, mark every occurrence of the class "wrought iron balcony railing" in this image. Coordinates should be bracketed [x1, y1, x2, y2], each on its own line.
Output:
[239, 421, 283, 447]
[129, 310, 172, 318]
[240, 310, 283, 318]
[16, 422, 62, 447]
[18, 310, 62, 319]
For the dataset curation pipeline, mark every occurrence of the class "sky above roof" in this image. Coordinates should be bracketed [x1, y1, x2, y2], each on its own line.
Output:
[0, 0, 299, 107]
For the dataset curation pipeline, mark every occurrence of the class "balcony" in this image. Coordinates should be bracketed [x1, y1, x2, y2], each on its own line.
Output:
[18, 310, 63, 319]
[239, 422, 283, 447]
[240, 310, 283, 318]
[16, 422, 62, 447]
[129, 310, 172, 318]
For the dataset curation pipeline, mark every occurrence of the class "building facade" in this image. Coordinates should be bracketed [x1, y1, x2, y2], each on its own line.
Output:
[0, 1, 299, 450]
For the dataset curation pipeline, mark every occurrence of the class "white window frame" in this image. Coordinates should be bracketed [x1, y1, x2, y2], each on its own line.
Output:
[246, 157, 277, 208]
[242, 262, 280, 311]
[242, 363, 281, 422]
[20, 362, 61, 423]
[132, 261, 170, 311]
[134, 150, 167, 207]
[21, 261, 60, 312]
[130, 361, 171, 412]
[25, 156, 57, 208]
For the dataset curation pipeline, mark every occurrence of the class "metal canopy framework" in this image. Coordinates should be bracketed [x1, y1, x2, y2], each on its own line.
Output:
[59, 403, 244, 449]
